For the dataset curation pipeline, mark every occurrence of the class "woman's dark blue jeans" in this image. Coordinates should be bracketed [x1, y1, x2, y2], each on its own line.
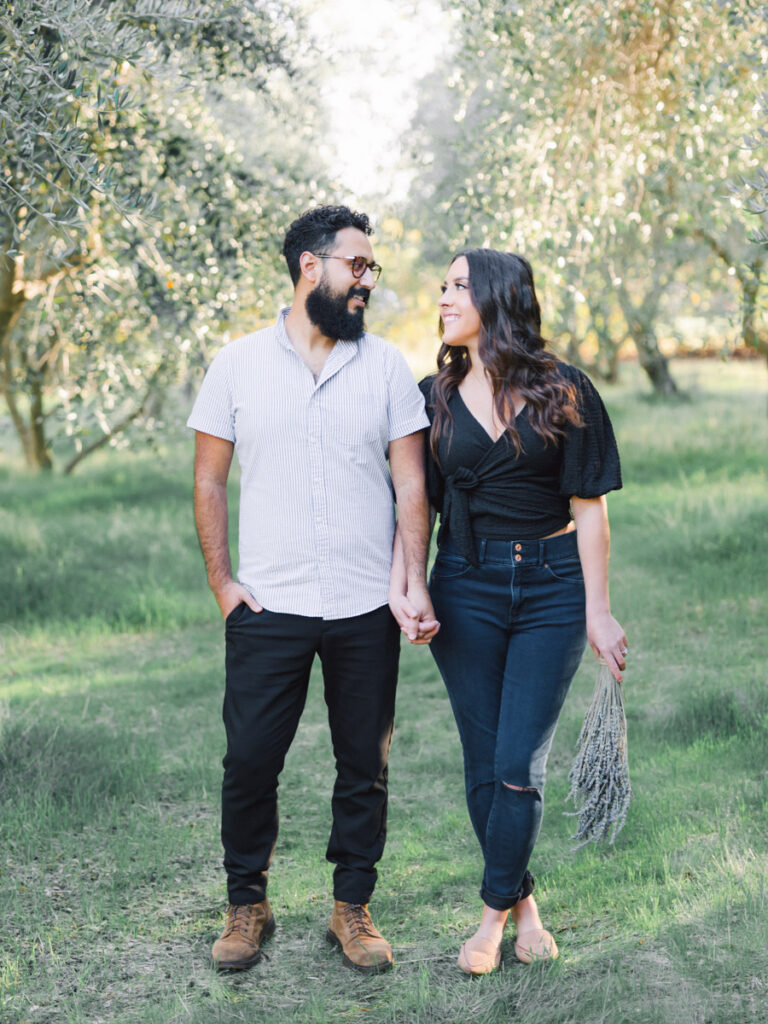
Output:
[429, 530, 587, 912]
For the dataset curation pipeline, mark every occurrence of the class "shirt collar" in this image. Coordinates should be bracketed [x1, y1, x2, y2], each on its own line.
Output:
[276, 306, 365, 349]
[275, 307, 294, 351]
[276, 307, 362, 386]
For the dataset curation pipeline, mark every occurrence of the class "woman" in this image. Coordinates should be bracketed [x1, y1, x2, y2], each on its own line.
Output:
[390, 249, 626, 974]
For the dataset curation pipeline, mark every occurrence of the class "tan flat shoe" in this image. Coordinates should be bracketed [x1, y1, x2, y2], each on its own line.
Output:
[457, 934, 502, 975]
[514, 928, 558, 963]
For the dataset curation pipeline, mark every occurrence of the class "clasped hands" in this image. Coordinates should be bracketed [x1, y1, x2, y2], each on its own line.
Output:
[215, 575, 440, 646]
[389, 583, 440, 645]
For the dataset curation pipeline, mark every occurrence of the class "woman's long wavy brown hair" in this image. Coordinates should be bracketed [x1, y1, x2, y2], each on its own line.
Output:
[429, 249, 582, 462]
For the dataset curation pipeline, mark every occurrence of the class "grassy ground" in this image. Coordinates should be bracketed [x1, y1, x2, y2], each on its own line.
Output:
[1, 359, 767, 1024]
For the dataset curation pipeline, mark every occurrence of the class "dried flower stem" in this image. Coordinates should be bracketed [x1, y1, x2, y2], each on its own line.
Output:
[565, 660, 632, 849]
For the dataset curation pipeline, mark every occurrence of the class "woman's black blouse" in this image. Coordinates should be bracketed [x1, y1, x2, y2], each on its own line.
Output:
[419, 363, 622, 565]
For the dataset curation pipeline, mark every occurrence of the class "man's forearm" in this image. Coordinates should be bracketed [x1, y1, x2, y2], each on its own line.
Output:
[395, 482, 430, 586]
[387, 431, 436, 634]
[194, 477, 234, 594]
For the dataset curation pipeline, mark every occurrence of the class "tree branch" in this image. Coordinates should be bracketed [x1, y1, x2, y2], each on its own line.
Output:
[63, 361, 168, 475]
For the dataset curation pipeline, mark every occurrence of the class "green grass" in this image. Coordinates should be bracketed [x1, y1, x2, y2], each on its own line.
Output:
[1, 359, 767, 1024]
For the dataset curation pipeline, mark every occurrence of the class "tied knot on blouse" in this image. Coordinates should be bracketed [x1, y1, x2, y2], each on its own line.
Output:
[449, 466, 481, 491]
[443, 466, 483, 566]
[419, 364, 622, 570]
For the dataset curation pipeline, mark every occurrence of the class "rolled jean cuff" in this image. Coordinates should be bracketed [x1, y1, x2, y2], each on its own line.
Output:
[481, 869, 535, 912]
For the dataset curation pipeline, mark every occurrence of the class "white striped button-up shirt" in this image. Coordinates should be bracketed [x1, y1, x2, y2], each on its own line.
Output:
[187, 309, 429, 619]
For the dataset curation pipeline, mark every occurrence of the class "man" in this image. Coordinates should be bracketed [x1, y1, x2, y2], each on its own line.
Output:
[187, 205, 438, 974]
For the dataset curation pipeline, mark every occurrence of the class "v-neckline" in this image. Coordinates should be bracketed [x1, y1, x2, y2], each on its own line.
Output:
[455, 388, 526, 446]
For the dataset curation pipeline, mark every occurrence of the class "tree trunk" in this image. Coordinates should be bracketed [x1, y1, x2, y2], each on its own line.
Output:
[633, 333, 679, 396]
[602, 346, 620, 383]
[2, 385, 36, 467]
[1, 234, 82, 471]
[28, 370, 53, 471]
[0, 245, 49, 468]
[586, 301, 624, 382]
[741, 272, 768, 357]
[614, 280, 680, 396]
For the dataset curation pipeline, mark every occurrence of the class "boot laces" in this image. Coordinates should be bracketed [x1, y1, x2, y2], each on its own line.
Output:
[224, 904, 258, 938]
[343, 903, 376, 938]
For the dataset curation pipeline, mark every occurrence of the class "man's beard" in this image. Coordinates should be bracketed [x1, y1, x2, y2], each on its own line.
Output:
[305, 279, 368, 341]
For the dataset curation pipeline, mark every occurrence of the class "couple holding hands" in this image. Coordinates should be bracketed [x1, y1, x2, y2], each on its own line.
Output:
[188, 204, 625, 976]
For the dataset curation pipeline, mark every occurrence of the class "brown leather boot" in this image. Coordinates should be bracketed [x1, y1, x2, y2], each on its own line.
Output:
[211, 900, 275, 970]
[327, 901, 394, 973]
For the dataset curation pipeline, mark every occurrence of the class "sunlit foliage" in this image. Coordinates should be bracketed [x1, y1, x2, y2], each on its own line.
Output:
[408, 0, 768, 390]
[0, 0, 330, 471]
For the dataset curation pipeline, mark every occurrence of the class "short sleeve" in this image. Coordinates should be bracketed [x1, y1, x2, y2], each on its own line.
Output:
[385, 348, 430, 441]
[186, 346, 236, 441]
[418, 374, 445, 513]
[559, 366, 622, 498]
[418, 375, 435, 407]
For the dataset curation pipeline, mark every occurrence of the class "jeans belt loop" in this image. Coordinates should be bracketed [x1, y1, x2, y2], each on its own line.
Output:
[539, 539, 545, 564]
[478, 538, 487, 561]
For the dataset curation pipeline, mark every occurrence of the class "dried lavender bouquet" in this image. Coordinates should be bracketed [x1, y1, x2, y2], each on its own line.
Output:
[565, 660, 631, 848]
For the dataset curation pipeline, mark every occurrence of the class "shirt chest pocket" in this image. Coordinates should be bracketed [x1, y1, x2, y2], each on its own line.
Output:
[322, 392, 384, 449]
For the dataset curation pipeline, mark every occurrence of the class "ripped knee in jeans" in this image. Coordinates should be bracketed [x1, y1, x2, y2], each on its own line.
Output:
[502, 780, 541, 798]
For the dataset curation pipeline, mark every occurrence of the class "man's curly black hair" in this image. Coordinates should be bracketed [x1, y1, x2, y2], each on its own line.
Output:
[282, 205, 372, 285]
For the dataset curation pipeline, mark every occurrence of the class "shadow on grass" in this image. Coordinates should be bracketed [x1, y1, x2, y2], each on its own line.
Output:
[0, 460, 194, 515]
[645, 505, 766, 568]
[656, 686, 768, 746]
[0, 448, 212, 630]
[626, 445, 765, 486]
[0, 716, 159, 815]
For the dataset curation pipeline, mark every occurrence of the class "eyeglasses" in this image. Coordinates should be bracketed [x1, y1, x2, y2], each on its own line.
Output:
[312, 254, 382, 281]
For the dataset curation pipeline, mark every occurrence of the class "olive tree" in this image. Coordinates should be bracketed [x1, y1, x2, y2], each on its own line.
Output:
[1, 0, 329, 471]
[407, 0, 765, 392]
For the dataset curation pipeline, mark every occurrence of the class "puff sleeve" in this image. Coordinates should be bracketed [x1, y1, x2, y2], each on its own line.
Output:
[558, 365, 622, 499]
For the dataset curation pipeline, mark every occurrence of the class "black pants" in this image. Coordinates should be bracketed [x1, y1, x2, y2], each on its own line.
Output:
[221, 602, 400, 906]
